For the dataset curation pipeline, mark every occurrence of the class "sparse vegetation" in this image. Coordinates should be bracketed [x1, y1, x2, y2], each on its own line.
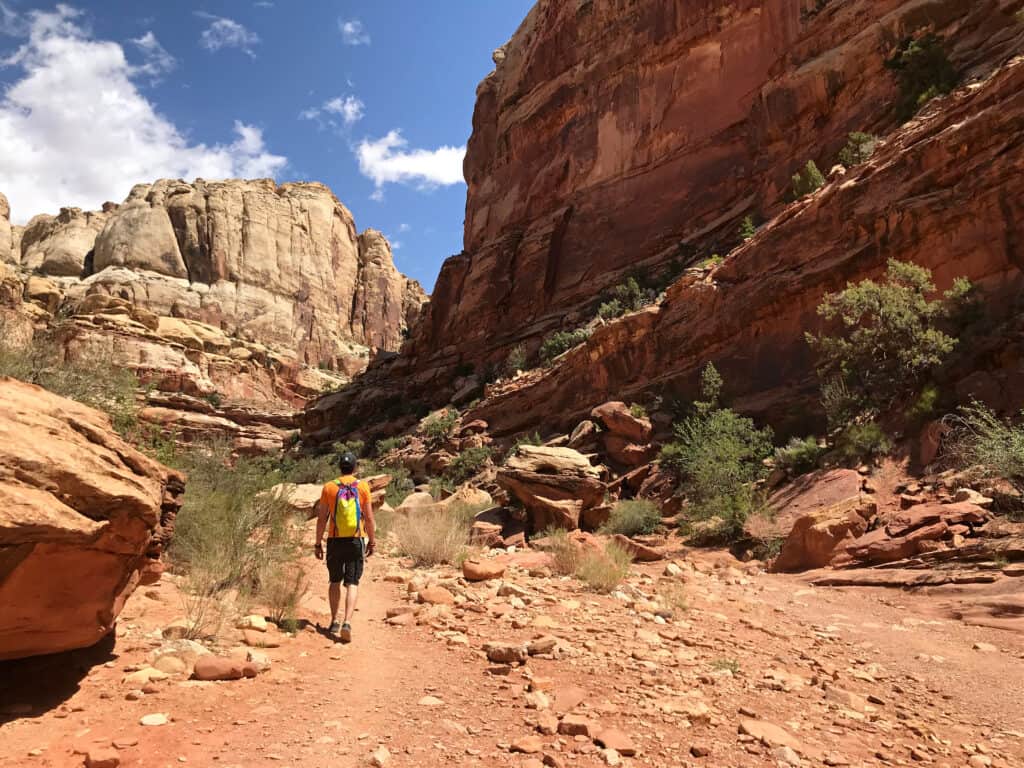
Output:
[886, 34, 958, 121]
[945, 401, 1024, 497]
[596, 277, 652, 320]
[260, 562, 308, 632]
[444, 446, 493, 484]
[837, 132, 878, 167]
[393, 501, 485, 566]
[540, 327, 591, 364]
[601, 499, 661, 537]
[504, 344, 528, 375]
[791, 160, 826, 198]
[657, 581, 688, 615]
[574, 540, 632, 593]
[834, 421, 892, 465]
[739, 216, 757, 242]
[629, 402, 648, 419]
[807, 260, 970, 417]
[422, 408, 459, 445]
[711, 658, 741, 674]
[383, 465, 415, 510]
[0, 324, 139, 435]
[429, 476, 455, 500]
[375, 436, 404, 456]
[751, 536, 785, 562]
[540, 527, 583, 576]
[659, 364, 774, 542]
[700, 254, 724, 270]
[773, 436, 825, 477]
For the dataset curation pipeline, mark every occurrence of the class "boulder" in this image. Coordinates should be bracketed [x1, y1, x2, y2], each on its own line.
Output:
[24, 275, 62, 314]
[267, 483, 323, 518]
[611, 534, 664, 562]
[396, 491, 436, 514]
[770, 497, 874, 573]
[602, 434, 658, 467]
[0, 379, 184, 660]
[591, 402, 652, 443]
[496, 445, 605, 532]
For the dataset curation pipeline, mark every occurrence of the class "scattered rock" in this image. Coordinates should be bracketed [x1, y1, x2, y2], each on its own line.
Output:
[462, 558, 506, 582]
[418, 586, 456, 605]
[595, 728, 636, 757]
[139, 713, 169, 727]
[192, 656, 259, 681]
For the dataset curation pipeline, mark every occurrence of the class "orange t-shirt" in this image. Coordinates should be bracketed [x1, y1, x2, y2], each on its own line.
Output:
[320, 475, 372, 538]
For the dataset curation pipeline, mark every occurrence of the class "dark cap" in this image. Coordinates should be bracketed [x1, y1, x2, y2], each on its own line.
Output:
[338, 452, 358, 473]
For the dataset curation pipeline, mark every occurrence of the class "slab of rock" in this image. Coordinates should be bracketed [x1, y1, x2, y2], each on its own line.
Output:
[418, 586, 456, 605]
[770, 496, 873, 572]
[591, 402, 652, 443]
[611, 534, 664, 562]
[192, 656, 259, 681]
[595, 728, 636, 756]
[0, 380, 184, 661]
[484, 641, 528, 664]
[496, 445, 605, 531]
[738, 719, 804, 752]
[462, 558, 507, 582]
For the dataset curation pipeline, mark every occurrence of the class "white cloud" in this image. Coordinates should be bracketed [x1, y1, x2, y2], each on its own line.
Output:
[399, 222, 410, 232]
[302, 94, 364, 128]
[324, 95, 364, 126]
[0, 5, 286, 222]
[130, 31, 175, 80]
[339, 19, 369, 46]
[356, 130, 465, 197]
[197, 13, 260, 57]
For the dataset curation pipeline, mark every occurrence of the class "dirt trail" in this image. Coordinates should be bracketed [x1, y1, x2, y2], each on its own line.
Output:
[2, 538, 1023, 768]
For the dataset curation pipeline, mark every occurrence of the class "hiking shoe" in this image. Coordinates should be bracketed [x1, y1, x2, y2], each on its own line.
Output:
[328, 620, 341, 636]
[339, 622, 352, 643]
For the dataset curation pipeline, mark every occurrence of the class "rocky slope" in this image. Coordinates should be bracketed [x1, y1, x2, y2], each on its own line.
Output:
[304, 0, 1024, 443]
[0, 379, 184, 661]
[1, 179, 426, 452]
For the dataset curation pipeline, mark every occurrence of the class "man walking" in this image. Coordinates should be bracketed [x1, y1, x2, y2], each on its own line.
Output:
[314, 452, 376, 643]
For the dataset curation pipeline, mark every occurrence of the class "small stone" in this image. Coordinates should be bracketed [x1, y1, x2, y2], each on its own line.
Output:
[418, 695, 444, 707]
[510, 735, 544, 754]
[600, 748, 622, 766]
[595, 729, 636, 757]
[484, 641, 528, 664]
[369, 746, 390, 767]
[418, 586, 455, 605]
[140, 713, 169, 726]
[972, 642, 997, 653]
[690, 744, 711, 758]
[527, 636, 558, 656]
[84, 749, 120, 768]
[236, 615, 268, 632]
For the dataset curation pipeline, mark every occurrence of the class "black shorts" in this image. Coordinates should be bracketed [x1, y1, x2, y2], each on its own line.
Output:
[326, 538, 365, 586]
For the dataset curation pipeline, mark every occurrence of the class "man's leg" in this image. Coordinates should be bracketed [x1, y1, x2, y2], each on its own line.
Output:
[328, 581, 341, 625]
[343, 584, 358, 624]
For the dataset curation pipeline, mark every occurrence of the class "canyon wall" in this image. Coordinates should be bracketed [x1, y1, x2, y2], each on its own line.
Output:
[303, 0, 1024, 443]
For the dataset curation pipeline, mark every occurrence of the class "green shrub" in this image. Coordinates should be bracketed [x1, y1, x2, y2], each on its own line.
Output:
[260, 562, 308, 632]
[659, 364, 773, 541]
[508, 431, 543, 459]
[945, 401, 1024, 495]
[886, 34, 958, 121]
[834, 422, 892, 464]
[905, 384, 940, 425]
[574, 541, 632, 593]
[597, 299, 625, 320]
[375, 436, 404, 456]
[629, 403, 648, 419]
[807, 260, 970, 416]
[837, 132, 878, 167]
[540, 328, 591, 363]
[774, 436, 824, 476]
[601, 499, 661, 537]
[538, 527, 582, 576]
[504, 344, 528, 375]
[383, 465, 415, 510]
[333, 439, 365, 458]
[739, 216, 756, 242]
[429, 476, 455, 500]
[0, 325, 139, 435]
[792, 160, 826, 198]
[422, 408, 459, 444]
[444, 446, 493, 484]
[276, 453, 338, 485]
[700, 254, 724, 270]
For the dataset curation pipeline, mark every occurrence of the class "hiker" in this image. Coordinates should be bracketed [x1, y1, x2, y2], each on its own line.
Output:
[314, 451, 376, 642]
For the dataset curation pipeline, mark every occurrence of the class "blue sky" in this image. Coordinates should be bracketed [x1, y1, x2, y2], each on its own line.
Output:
[0, 1, 534, 290]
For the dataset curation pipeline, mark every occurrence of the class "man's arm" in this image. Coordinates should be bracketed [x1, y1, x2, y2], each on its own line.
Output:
[362, 485, 376, 556]
[314, 492, 329, 559]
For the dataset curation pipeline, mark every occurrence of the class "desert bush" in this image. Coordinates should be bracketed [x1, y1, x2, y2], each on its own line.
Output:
[837, 132, 878, 167]
[260, 562, 309, 632]
[659, 364, 773, 541]
[429, 476, 455, 500]
[504, 344, 528, 375]
[538, 527, 582, 576]
[700, 254, 724, 270]
[601, 499, 661, 537]
[807, 260, 970, 416]
[905, 383, 940, 426]
[945, 401, 1024, 495]
[574, 541, 632, 593]
[596, 277, 653, 320]
[333, 439, 365, 458]
[834, 422, 892, 465]
[739, 216, 756, 242]
[886, 34, 958, 121]
[375, 436, 404, 456]
[629, 402, 648, 419]
[540, 328, 591, 363]
[383, 465, 415, 509]
[445, 446, 493, 484]
[657, 581, 688, 615]
[393, 501, 485, 566]
[0, 325, 139, 434]
[792, 160, 826, 198]
[275, 453, 337, 485]
[774, 436, 825, 476]
[422, 408, 459, 444]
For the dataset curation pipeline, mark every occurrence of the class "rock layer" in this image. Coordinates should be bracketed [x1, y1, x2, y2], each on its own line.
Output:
[0, 378, 184, 660]
[303, 0, 1024, 442]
